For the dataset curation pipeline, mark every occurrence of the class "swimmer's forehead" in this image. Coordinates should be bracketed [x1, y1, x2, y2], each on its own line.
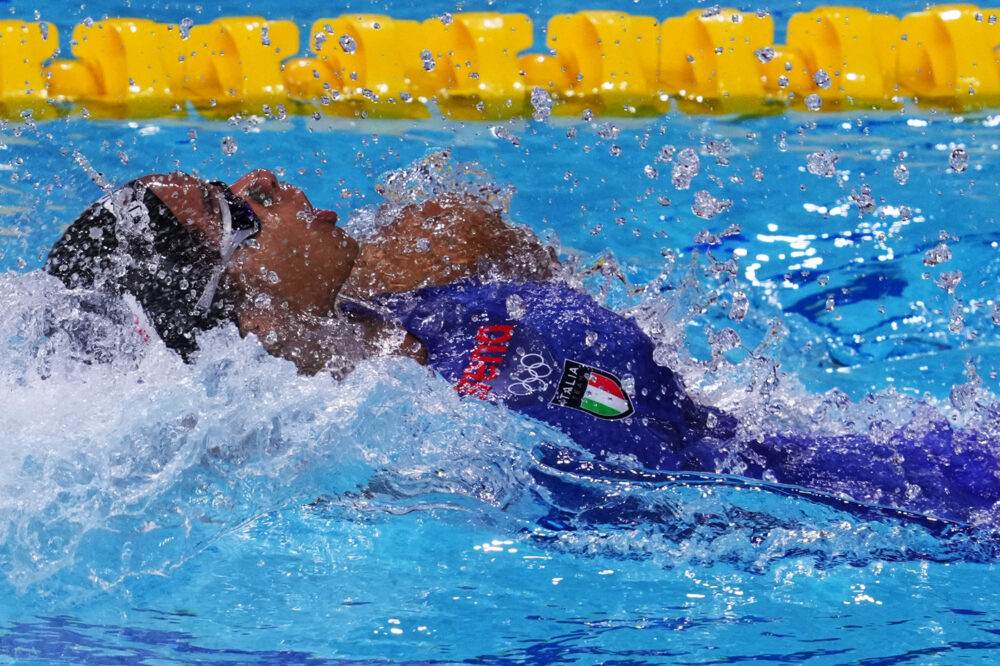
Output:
[140, 173, 231, 243]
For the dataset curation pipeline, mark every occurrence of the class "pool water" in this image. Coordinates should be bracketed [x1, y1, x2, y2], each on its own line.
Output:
[4, 0, 1000, 663]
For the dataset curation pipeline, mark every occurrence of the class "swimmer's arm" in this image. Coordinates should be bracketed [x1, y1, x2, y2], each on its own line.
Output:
[343, 194, 558, 299]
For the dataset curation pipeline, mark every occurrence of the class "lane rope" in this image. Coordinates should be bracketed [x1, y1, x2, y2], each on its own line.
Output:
[4, 6, 1000, 119]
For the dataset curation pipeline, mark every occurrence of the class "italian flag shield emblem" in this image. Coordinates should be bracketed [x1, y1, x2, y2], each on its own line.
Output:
[551, 359, 635, 420]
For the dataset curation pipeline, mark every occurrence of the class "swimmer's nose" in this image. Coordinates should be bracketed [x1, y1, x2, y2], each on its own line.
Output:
[312, 208, 339, 226]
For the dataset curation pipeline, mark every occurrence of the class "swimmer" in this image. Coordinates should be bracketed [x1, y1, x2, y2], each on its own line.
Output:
[45, 170, 1000, 525]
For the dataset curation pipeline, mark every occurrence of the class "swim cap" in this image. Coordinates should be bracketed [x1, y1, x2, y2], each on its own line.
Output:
[45, 178, 252, 360]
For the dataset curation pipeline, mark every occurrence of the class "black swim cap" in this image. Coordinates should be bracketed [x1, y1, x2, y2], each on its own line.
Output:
[45, 179, 239, 360]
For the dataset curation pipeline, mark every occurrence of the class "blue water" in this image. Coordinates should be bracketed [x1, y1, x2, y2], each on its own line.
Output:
[4, 0, 1000, 663]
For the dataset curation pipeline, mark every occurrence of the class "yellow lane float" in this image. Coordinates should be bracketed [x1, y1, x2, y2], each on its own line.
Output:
[1, 6, 1000, 119]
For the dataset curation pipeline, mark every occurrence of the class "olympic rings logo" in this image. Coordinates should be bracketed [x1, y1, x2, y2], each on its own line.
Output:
[507, 353, 554, 396]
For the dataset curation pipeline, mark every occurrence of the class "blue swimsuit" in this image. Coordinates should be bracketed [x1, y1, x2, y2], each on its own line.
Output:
[370, 280, 1000, 525]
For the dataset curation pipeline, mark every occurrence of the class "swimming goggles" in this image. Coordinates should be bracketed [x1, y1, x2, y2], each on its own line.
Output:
[195, 182, 262, 312]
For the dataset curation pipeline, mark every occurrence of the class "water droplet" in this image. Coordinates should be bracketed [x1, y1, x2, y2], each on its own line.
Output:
[893, 164, 909, 185]
[923, 243, 952, 266]
[643, 165, 658, 179]
[490, 125, 520, 146]
[415, 237, 431, 253]
[949, 146, 969, 172]
[506, 293, 526, 319]
[754, 46, 775, 63]
[117, 151, 129, 165]
[729, 290, 748, 321]
[709, 328, 742, 355]
[806, 150, 838, 177]
[753, 168, 764, 181]
[220, 136, 238, 156]
[701, 5, 721, 17]
[530, 87, 552, 122]
[38, 21, 49, 40]
[420, 49, 436, 72]
[608, 144, 622, 157]
[805, 94, 822, 111]
[584, 330, 598, 347]
[935, 270, 962, 294]
[692, 190, 733, 219]
[777, 74, 789, 88]
[598, 123, 620, 140]
[82, 16, 93, 27]
[179, 17, 193, 40]
[851, 184, 875, 214]
[671, 147, 700, 190]
[260, 25, 271, 47]
[657, 195, 671, 206]
[339, 34, 357, 54]
[440, 13, 454, 25]
[825, 296, 835, 311]
[813, 69, 832, 89]
[949, 302, 964, 332]
[313, 32, 327, 50]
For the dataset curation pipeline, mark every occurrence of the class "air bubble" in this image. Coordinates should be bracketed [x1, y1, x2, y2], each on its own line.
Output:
[313, 32, 327, 50]
[805, 94, 823, 111]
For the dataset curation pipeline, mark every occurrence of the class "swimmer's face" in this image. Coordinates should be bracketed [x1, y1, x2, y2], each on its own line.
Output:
[226, 169, 358, 317]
